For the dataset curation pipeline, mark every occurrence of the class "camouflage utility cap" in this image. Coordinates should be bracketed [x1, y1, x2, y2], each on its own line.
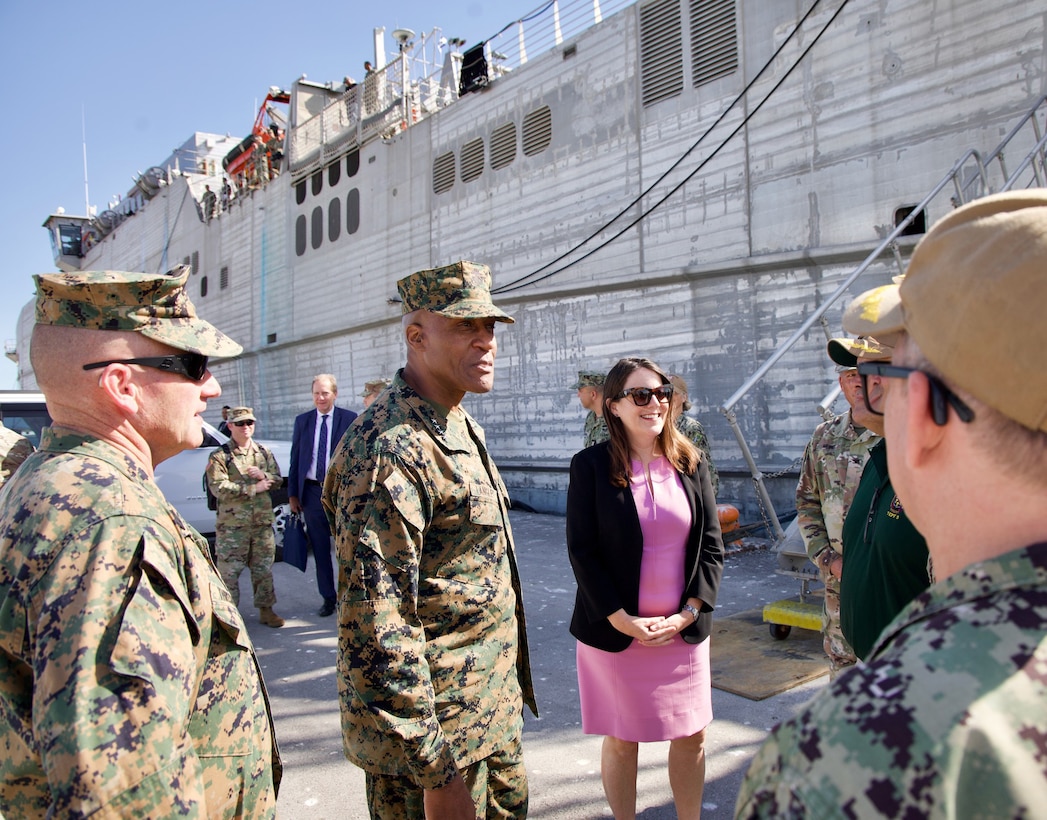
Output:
[228, 406, 256, 424]
[361, 378, 391, 397]
[397, 261, 514, 323]
[826, 336, 893, 368]
[34, 265, 243, 358]
[844, 190, 1047, 432]
[570, 370, 606, 389]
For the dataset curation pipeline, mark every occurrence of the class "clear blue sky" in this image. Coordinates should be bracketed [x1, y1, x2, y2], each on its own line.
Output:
[0, 0, 510, 388]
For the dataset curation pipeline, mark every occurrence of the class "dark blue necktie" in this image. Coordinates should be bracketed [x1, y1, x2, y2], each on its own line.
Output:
[317, 414, 329, 482]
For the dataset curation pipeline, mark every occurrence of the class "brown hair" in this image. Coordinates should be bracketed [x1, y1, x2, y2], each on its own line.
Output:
[603, 357, 699, 487]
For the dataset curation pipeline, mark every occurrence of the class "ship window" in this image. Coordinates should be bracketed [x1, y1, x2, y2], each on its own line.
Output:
[182, 255, 191, 271]
[58, 225, 82, 257]
[460, 138, 485, 183]
[894, 205, 926, 236]
[296, 180, 307, 205]
[312, 170, 323, 197]
[690, 0, 737, 89]
[191, 251, 199, 276]
[490, 122, 517, 170]
[329, 161, 341, 187]
[329, 196, 342, 242]
[347, 149, 360, 177]
[522, 107, 552, 156]
[220, 266, 229, 290]
[433, 152, 456, 194]
[347, 188, 360, 234]
[295, 214, 307, 256]
[640, 0, 684, 107]
[311, 206, 323, 249]
[200, 276, 209, 297]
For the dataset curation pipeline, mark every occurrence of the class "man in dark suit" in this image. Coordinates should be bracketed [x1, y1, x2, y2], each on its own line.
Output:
[288, 373, 357, 616]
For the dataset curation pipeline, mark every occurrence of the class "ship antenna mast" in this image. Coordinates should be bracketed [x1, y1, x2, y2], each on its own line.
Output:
[82, 105, 90, 217]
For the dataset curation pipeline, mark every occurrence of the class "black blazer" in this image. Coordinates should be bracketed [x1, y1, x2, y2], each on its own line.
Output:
[288, 406, 357, 501]
[566, 441, 724, 651]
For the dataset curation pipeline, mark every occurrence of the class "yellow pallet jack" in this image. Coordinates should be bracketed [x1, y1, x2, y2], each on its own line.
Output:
[762, 518, 823, 640]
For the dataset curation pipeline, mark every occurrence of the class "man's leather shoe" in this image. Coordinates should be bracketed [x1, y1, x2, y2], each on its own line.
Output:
[318, 600, 336, 617]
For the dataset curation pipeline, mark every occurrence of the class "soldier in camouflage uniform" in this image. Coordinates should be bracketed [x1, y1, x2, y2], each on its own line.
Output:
[207, 406, 285, 628]
[572, 370, 610, 447]
[323, 261, 537, 820]
[0, 268, 280, 817]
[0, 426, 33, 488]
[737, 191, 1047, 818]
[361, 377, 392, 409]
[669, 374, 719, 495]
[794, 336, 890, 675]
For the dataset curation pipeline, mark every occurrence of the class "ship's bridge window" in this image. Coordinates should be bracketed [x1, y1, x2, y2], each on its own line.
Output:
[58, 225, 82, 257]
[460, 138, 485, 183]
[347, 188, 360, 234]
[329, 161, 341, 188]
[640, 0, 684, 107]
[329, 196, 342, 242]
[690, 0, 738, 89]
[296, 180, 307, 205]
[296, 214, 307, 255]
[347, 149, 360, 177]
[433, 152, 456, 194]
[311, 206, 323, 249]
[312, 170, 323, 197]
[522, 106, 552, 156]
[490, 122, 517, 170]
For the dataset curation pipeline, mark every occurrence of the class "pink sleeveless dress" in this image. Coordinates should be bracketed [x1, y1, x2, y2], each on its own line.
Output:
[576, 457, 713, 741]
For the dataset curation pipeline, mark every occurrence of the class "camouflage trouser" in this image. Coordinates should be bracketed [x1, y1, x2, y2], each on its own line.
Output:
[215, 525, 277, 608]
[822, 569, 856, 677]
[364, 742, 528, 819]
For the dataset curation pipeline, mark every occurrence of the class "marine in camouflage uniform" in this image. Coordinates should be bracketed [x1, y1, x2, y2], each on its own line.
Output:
[206, 406, 284, 626]
[0, 426, 33, 488]
[0, 268, 280, 817]
[573, 370, 610, 448]
[795, 409, 878, 672]
[323, 261, 537, 820]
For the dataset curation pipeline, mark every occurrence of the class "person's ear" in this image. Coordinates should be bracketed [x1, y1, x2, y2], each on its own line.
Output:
[902, 371, 947, 468]
[95, 363, 141, 415]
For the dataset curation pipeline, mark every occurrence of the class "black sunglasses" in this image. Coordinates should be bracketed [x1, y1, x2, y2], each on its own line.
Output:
[856, 362, 975, 426]
[82, 352, 210, 382]
[232, 420, 255, 427]
[614, 384, 674, 407]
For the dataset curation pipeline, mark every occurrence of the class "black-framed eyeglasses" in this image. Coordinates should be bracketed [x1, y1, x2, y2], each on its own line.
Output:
[232, 420, 255, 427]
[856, 362, 975, 426]
[614, 385, 674, 407]
[82, 352, 209, 382]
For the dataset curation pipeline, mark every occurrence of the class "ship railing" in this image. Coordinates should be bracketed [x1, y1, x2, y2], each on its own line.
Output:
[288, 0, 635, 179]
[720, 92, 1047, 543]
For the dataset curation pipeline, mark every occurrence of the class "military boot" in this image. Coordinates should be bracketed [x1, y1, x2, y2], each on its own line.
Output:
[259, 607, 285, 628]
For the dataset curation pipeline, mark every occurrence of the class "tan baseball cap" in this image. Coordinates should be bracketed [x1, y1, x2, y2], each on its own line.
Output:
[361, 378, 391, 397]
[843, 190, 1047, 432]
[826, 336, 894, 368]
[228, 406, 256, 424]
[397, 260, 514, 323]
[34, 265, 242, 358]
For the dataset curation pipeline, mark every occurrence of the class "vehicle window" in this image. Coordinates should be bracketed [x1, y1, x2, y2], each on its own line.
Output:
[1, 404, 51, 449]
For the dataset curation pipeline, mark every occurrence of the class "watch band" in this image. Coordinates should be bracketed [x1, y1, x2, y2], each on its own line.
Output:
[682, 603, 700, 623]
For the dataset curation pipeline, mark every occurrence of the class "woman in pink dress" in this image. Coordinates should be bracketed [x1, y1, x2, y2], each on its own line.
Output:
[567, 357, 724, 819]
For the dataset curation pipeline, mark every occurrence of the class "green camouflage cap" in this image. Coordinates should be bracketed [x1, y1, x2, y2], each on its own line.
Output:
[570, 370, 606, 389]
[228, 406, 256, 424]
[34, 265, 243, 358]
[361, 378, 392, 397]
[397, 260, 514, 323]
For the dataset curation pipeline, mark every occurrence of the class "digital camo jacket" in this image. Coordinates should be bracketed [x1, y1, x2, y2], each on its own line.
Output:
[0, 427, 280, 818]
[206, 439, 282, 529]
[583, 410, 609, 448]
[675, 414, 719, 495]
[323, 371, 537, 791]
[795, 410, 879, 563]
[736, 541, 1047, 819]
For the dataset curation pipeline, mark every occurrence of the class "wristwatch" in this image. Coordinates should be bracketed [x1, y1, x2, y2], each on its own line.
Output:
[682, 603, 700, 623]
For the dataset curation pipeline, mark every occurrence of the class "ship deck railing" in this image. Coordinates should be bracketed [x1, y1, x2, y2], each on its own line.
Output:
[288, 0, 635, 179]
[721, 91, 1047, 543]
